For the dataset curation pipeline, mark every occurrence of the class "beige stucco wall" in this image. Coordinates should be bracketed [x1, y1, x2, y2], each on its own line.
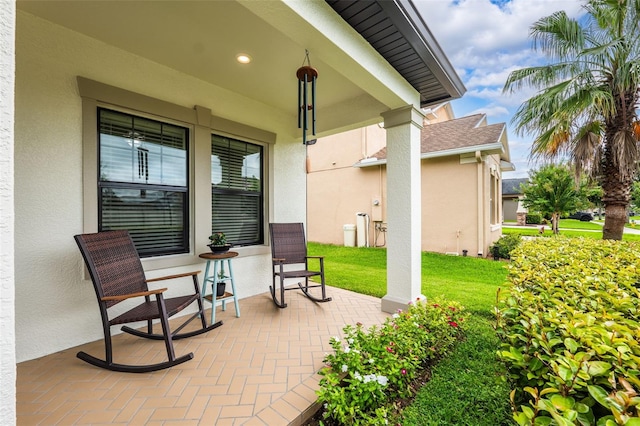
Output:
[14, 11, 305, 362]
[422, 157, 479, 254]
[307, 119, 504, 257]
[307, 126, 386, 245]
[307, 165, 385, 245]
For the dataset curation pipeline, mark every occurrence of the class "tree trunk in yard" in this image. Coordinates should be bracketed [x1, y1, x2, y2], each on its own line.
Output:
[601, 133, 631, 241]
[603, 203, 627, 240]
[600, 90, 637, 241]
[551, 213, 559, 234]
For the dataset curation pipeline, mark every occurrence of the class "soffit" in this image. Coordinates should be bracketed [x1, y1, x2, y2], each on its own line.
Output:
[325, 0, 465, 108]
[17, 0, 463, 137]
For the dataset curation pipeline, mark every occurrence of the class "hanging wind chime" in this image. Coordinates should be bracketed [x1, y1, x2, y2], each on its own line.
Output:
[297, 50, 318, 145]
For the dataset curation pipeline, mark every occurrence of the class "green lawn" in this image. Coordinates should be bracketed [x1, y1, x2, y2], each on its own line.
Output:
[557, 218, 604, 230]
[307, 242, 513, 424]
[502, 226, 640, 241]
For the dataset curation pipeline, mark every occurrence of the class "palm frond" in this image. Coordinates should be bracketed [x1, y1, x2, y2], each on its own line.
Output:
[633, 120, 640, 140]
[608, 130, 640, 179]
[530, 11, 585, 59]
[572, 122, 604, 175]
[529, 125, 571, 161]
[503, 63, 577, 93]
[511, 0, 640, 194]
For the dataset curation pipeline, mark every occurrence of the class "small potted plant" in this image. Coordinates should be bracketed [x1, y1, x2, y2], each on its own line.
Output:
[208, 232, 231, 253]
[216, 269, 227, 297]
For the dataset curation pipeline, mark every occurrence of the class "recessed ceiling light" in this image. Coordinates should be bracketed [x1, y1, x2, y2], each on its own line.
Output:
[236, 54, 251, 64]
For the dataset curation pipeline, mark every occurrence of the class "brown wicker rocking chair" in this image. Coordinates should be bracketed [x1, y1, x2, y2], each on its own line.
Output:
[269, 223, 332, 308]
[74, 230, 223, 373]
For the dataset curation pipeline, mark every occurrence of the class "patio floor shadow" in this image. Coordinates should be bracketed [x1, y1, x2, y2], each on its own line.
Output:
[17, 286, 389, 425]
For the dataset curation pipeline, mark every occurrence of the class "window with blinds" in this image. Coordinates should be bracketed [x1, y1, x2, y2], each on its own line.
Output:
[98, 108, 189, 257]
[211, 135, 263, 246]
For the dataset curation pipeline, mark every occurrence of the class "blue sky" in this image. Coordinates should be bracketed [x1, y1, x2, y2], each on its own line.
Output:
[415, 0, 585, 178]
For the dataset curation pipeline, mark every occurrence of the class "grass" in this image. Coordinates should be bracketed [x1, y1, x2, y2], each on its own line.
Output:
[557, 218, 604, 230]
[399, 316, 512, 425]
[307, 242, 513, 425]
[502, 226, 640, 241]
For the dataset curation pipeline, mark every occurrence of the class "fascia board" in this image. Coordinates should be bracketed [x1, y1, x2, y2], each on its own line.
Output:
[353, 141, 505, 168]
[423, 142, 504, 160]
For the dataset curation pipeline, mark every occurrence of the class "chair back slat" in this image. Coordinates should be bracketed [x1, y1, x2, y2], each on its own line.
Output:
[75, 230, 148, 308]
[269, 223, 308, 265]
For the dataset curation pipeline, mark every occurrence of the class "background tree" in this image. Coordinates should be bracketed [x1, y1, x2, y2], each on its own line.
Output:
[583, 177, 604, 218]
[521, 164, 587, 234]
[630, 180, 640, 214]
[503, 0, 640, 240]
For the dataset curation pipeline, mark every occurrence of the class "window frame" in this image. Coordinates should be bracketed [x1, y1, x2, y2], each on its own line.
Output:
[79, 77, 275, 271]
[211, 134, 265, 247]
[97, 107, 191, 257]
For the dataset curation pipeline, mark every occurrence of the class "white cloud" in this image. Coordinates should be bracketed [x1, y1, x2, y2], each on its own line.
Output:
[417, 0, 583, 58]
[414, 0, 584, 175]
[467, 104, 509, 118]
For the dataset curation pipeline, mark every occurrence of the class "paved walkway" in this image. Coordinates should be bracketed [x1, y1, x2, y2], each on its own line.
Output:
[17, 286, 390, 425]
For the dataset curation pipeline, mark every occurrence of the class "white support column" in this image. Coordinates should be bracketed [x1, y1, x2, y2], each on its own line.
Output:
[381, 105, 425, 314]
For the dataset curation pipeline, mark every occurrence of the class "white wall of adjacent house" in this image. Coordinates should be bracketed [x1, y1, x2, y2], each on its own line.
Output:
[14, 11, 305, 362]
[1, 1, 16, 422]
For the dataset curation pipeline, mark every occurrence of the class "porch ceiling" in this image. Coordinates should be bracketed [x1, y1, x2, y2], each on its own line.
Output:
[17, 0, 463, 138]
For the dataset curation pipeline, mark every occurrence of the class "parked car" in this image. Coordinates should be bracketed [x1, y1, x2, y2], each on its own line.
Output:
[568, 211, 594, 221]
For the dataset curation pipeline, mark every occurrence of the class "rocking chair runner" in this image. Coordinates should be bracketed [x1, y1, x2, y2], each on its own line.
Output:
[74, 230, 223, 373]
[269, 223, 332, 308]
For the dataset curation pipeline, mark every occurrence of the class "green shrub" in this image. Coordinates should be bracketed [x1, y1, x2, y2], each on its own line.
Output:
[525, 212, 542, 224]
[490, 234, 522, 260]
[317, 298, 468, 425]
[495, 238, 640, 425]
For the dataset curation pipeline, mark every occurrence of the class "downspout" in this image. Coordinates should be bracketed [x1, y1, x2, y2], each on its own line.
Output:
[475, 151, 483, 257]
[362, 127, 367, 158]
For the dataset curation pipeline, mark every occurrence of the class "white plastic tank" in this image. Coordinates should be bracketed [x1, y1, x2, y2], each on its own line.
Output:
[343, 224, 356, 247]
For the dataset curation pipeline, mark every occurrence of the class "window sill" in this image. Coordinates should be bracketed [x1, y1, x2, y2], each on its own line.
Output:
[141, 245, 270, 272]
[490, 224, 502, 232]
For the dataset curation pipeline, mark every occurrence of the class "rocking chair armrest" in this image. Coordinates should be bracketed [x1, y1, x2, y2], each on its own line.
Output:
[272, 258, 286, 263]
[101, 288, 168, 302]
[146, 271, 201, 283]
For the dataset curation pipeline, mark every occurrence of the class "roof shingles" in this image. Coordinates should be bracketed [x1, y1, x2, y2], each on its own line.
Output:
[370, 114, 506, 160]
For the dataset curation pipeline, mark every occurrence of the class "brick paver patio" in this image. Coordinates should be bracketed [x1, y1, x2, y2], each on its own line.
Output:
[17, 286, 390, 425]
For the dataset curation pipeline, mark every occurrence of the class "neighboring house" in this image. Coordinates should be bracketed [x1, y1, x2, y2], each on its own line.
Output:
[307, 110, 514, 257]
[0, 0, 466, 417]
[502, 178, 529, 222]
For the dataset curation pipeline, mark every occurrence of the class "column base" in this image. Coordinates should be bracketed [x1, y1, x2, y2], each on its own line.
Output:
[381, 294, 427, 314]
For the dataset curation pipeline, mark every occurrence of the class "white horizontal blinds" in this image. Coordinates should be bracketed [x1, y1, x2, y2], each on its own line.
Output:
[99, 108, 189, 257]
[211, 135, 263, 246]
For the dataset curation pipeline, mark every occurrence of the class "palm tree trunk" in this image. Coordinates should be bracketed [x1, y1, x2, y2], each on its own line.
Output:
[603, 204, 627, 240]
[601, 127, 632, 240]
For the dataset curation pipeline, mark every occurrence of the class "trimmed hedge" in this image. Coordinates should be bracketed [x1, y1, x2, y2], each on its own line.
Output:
[496, 237, 640, 425]
[526, 212, 543, 225]
[490, 234, 522, 260]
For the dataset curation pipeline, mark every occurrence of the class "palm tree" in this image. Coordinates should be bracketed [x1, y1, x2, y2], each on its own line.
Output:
[503, 0, 640, 240]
